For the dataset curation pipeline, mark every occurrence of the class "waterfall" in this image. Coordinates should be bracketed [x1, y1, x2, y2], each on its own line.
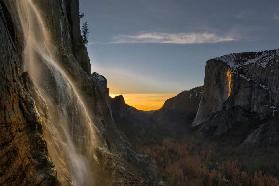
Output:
[15, 0, 98, 185]
[226, 69, 233, 97]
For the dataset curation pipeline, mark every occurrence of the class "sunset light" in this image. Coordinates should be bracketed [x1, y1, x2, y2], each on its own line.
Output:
[110, 93, 177, 111]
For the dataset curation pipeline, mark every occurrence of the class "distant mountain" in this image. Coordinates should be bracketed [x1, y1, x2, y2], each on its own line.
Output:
[154, 87, 203, 134]
[110, 87, 203, 146]
[161, 86, 203, 114]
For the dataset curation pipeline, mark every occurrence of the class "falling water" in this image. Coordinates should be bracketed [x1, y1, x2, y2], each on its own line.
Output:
[226, 69, 233, 97]
[15, 0, 98, 185]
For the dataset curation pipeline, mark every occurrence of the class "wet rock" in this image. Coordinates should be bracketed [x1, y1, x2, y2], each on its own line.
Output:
[0, 2, 58, 185]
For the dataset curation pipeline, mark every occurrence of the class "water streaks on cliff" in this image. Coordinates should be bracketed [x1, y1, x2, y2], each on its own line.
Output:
[226, 69, 233, 97]
[15, 0, 98, 185]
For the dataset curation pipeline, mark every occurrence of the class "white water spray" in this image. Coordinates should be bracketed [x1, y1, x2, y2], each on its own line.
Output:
[16, 0, 98, 185]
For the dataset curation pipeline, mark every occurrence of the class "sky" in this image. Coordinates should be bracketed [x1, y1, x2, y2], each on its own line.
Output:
[80, 0, 279, 110]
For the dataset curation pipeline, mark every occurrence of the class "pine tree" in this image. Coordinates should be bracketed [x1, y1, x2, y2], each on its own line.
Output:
[81, 22, 89, 45]
[79, 12, 85, 18]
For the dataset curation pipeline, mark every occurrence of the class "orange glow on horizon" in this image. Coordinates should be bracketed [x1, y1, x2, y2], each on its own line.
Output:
[110, 93, 177, 111]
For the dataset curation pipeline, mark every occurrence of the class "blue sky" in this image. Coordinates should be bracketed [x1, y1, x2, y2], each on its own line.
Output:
[80, 0, 279, 94]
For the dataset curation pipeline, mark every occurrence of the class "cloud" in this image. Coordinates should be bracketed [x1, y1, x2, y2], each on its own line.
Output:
[111, 32, 236, 44]
[274, 13, 279, 21]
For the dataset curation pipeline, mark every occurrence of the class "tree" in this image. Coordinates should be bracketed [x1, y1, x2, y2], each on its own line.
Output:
[81, 21, 89, 45]
[79, 12, 85, 18]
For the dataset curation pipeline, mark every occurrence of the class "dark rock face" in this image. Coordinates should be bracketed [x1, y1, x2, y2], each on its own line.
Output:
[161, 87, 202, 114]
[0, 2, 58, 185]
[194, 49, 279, 141]
[0, 0, 156, 185]
[111, 95, 151, 122]
[110, 95, 155, 143]
[200, 106, 261, 137]
[243, 118, 279, 145]
[159, 87, 203, 123]
[61, 0, 91, 73]
[152, 87, 203, 135]
[111, 95, 126, 112]
[92, 72, 109, 97]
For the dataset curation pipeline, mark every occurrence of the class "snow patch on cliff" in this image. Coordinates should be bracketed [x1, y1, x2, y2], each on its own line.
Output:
[215, 49, 279, 69]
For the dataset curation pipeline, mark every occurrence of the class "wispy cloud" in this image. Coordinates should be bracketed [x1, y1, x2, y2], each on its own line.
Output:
[111, 32, 236, 44]
[274, 13, 279, 21]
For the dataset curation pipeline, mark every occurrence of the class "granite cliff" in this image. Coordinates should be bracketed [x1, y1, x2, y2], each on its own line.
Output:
[193, 49, 279, 143]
